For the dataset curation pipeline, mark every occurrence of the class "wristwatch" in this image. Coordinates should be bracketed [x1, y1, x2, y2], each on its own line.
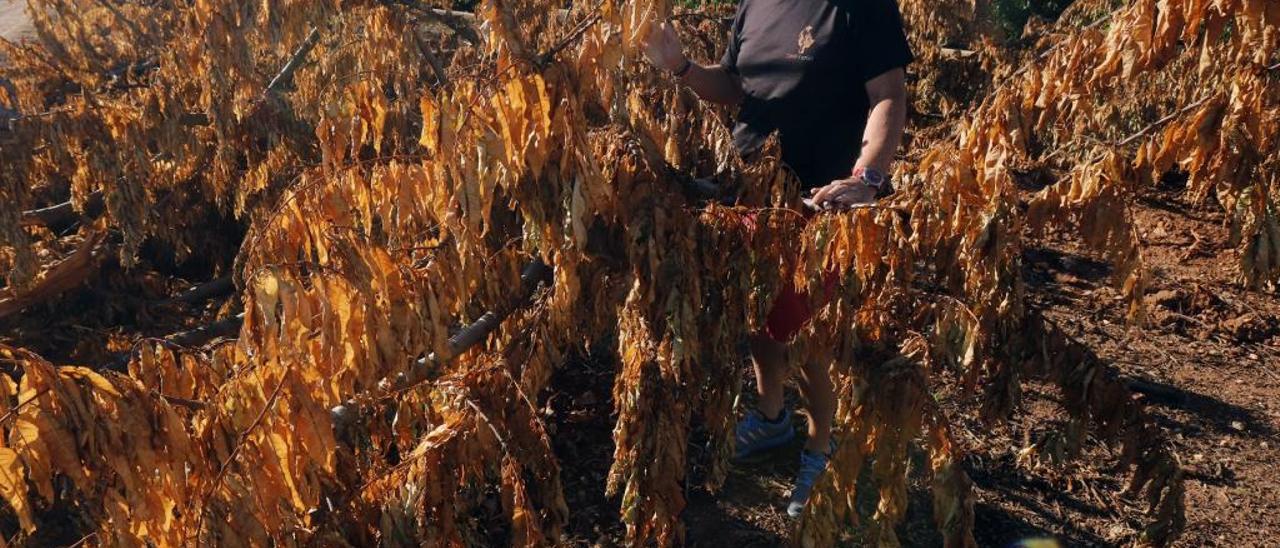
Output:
[851, 166, 885, 191]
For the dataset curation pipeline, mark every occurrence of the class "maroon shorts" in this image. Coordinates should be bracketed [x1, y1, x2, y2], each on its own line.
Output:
[762, 269, 838, 343]
[741, 212, 838, 343]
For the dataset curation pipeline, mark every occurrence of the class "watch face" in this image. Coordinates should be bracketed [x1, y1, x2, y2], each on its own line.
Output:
[855, 167, 884, 186]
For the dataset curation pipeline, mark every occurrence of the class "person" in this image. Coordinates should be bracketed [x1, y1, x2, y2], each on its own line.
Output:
[641, 0, 913, 517]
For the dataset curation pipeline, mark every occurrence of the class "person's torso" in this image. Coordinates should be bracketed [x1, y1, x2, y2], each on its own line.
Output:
[731, 0, 871, 189]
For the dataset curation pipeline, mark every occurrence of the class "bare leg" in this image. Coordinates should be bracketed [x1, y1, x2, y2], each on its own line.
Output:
[798, 360, 834, 454]
[748, 334, 788, 420]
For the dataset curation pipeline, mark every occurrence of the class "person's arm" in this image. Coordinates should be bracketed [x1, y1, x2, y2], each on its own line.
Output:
[808, 68, 908, 209]
[643, 23, 745, 106]
[854, 68, 907, 173]
[675, 61, 745, 106]
[807, 0, 914, 211]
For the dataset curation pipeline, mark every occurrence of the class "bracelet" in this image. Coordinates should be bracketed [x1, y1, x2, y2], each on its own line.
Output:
[673, 58, 693, 78]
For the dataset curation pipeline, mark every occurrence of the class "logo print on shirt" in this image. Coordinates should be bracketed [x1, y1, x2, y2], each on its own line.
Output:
[797, 26, 815, 55]
[792, 25, 815, 61]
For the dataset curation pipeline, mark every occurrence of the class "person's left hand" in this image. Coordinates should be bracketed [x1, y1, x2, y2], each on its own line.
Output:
[805, 178, 877, 211]
[641, 22, 687, 73]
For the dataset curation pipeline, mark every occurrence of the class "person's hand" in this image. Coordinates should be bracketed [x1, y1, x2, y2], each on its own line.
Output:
[642, 21, 687, 73]
[804, 178, 878, 211]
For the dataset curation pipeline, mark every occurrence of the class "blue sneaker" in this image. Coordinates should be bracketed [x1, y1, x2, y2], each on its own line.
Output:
[787, 444, 834, 517]
[734, 408, 795, 460]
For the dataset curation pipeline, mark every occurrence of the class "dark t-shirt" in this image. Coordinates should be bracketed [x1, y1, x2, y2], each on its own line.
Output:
[721, 0, 913, 189]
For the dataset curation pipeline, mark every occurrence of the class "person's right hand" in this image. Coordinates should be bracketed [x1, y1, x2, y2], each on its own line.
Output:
[642, 21, 687, 73]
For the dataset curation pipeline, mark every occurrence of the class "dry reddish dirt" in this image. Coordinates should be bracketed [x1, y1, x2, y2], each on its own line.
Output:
[551, 182, 1280, 547]
[1018, 182, 1280, 547]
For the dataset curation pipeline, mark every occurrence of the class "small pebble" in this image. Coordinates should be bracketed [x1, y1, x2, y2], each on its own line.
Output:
[1230, 421, 1245, 432]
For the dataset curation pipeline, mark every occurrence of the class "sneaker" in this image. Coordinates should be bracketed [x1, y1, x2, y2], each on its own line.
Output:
[786, 443, 834, 517]
[734, 408, 795, 460]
